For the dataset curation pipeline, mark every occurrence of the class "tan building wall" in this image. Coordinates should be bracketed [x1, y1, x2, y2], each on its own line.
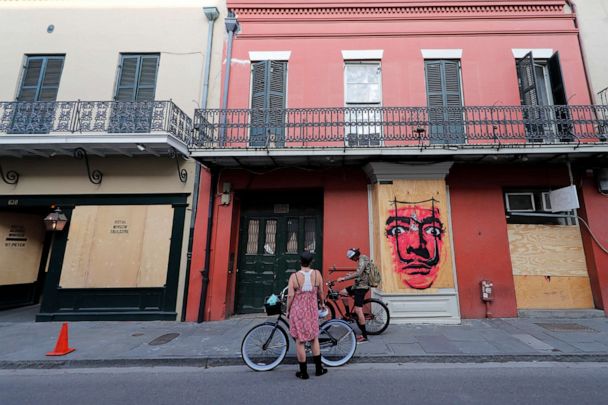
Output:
[0, 0, 227, 320]
[571, 0, 608, 102]
[0, 0, 225, 112]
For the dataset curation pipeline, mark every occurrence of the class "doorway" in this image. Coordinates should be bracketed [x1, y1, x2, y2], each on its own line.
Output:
[235, 190, 323, 313]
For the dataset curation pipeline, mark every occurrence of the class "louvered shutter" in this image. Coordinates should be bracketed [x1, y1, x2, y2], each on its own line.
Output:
[135, 55, 159, 102]
[249, 60, 287, 147]
[268, 61, 286, 145]
[250, 61, 268, 146]
[38, 58, 64, 101]
[516, 52, 544, 140]
[12, 56, 64, 134]
[17, 58, 44, 101]
[115, 56, 139, 101]
[17, 57, 64, 102]
[425, 60, 464, 144]
[516, 52, 539, 107]
[548, 51, 573, 140]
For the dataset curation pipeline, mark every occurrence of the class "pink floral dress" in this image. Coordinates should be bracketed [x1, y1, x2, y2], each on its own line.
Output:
[289, 270, 319, 342]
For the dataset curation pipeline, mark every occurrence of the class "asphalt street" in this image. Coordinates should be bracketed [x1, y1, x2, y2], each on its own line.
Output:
[2, 362, 607, 405]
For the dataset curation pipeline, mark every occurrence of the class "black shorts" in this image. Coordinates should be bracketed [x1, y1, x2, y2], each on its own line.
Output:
[346, 286, 368, 307]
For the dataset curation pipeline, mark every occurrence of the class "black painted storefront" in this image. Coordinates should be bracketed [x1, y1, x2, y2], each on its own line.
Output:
[0, 194, 187, 322]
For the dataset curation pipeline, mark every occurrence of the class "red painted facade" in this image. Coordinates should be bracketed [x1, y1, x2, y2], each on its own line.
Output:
[188, 0, 608, 321]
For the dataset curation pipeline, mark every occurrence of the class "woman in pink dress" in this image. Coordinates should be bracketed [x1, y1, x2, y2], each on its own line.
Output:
[286, 251, 328, 379]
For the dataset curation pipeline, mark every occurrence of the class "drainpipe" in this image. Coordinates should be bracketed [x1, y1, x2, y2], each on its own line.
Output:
[219, 11, 239, 146]
[565, 0, 596, 104]
[197, 166, 218, 323]
[198, 12, 239, 322]
[181, 6, 219, 321]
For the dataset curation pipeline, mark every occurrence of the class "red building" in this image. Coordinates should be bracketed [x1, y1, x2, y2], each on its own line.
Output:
[187, 0, 608, 323]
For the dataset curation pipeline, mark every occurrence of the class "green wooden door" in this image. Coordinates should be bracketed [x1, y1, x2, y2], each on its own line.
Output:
[236, 210, 322, 314]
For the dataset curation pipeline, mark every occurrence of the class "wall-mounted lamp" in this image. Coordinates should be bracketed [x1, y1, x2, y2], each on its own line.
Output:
[136, 143, 147, 152]
[44, 207, 68, 232]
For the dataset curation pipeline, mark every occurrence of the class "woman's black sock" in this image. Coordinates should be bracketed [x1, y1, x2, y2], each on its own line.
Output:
[296, 361, 309, 380]
[313, 355, 327, 376]
[358, 322, 368, 339]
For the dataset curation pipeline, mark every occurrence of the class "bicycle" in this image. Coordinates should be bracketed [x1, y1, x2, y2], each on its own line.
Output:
[324, 275, 390, 335]
[240, 288, 357, 372]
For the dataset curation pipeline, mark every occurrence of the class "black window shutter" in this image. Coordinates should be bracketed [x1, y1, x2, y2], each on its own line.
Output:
[516, 51, 539, 106]
[548, 51, 567, 105]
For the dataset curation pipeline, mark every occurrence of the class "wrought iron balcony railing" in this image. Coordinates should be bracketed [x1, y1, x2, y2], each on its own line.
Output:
[600, 87, 608, 106]
[193, 105, 608, 149]
[0, 100, 192, 143]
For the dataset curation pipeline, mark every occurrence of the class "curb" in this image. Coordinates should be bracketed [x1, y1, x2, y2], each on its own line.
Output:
[3, 353, 608, 370]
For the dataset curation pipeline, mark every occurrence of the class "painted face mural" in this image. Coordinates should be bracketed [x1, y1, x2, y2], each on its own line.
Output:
[385, 199, 445, 289]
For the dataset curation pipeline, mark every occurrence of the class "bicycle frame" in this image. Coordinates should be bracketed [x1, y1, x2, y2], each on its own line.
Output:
[260, 312, 345, 351]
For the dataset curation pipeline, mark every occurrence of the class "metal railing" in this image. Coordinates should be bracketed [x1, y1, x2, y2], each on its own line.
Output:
[193, 105, 608, 149]
[0, 100, 193, 143]
[599, 87, 608, 106]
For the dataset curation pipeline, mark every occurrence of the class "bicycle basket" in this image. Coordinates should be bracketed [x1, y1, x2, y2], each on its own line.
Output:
[264, 302, 282, 316]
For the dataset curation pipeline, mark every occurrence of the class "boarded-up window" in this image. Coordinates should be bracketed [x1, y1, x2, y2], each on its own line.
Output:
[0, 213, 45, 286]
[59, 205, 172, 288]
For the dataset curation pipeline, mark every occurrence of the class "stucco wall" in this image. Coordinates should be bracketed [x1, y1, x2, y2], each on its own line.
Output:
[0, 0, 226, 113]
[572, 0, 608, 102]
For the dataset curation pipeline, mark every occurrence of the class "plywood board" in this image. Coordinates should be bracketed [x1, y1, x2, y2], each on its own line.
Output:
[514, 275, 594, 309]
[508, 224, 588, 277]
[0, 213, 45, 285]
[60, 205, 172, 288]
[373, 179, 455, 294]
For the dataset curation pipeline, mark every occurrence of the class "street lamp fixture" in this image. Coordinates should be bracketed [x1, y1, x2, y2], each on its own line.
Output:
[44, 207, 68, 232]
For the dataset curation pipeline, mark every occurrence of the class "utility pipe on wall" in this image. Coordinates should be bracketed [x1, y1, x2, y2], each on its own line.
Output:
[198, 11, 239, 322]
[181, 6, 219, 321]
[219, 11, 239, 146]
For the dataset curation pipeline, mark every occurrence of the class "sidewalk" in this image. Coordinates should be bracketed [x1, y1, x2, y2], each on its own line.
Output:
[2, 308, 608, 369]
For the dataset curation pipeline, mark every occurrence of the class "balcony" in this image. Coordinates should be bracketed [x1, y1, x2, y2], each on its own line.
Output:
[192, 105, 608, 167]
[0, 100, 192, 157]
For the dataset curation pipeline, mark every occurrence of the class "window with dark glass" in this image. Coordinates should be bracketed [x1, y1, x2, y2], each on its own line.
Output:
[516, 51, 571, 142]
[504, 188, 576, 225]
[344, 62, 382, 147]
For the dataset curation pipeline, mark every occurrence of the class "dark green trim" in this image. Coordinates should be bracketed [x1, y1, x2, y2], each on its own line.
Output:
[163, 204, 187, 311]
[0, 194, 188, 209]
[17, 193, 190, 322]
[36, 312, 177, 322]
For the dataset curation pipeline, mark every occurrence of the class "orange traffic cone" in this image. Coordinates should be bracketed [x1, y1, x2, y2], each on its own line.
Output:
[46, 322, 76, 356]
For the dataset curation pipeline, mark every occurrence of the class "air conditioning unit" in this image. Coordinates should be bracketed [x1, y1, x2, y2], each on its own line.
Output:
[597, 168, 608, 194]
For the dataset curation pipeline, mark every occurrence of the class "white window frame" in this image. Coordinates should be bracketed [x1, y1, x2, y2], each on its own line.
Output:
[505, 192, 536, 212]
[343, 61, 383, 147]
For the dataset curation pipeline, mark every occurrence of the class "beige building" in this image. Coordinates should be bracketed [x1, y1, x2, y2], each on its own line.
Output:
[571, 0, 608, 104]
[0, 0, 225, 321]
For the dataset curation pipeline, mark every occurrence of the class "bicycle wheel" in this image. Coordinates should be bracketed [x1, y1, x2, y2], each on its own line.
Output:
[318, 319, 356, 367]
[241, 322, 288, 371]
[362, 298, 390, 335]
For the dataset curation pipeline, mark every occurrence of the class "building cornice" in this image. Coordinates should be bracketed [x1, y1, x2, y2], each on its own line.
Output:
[230, 1, 567, 18]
